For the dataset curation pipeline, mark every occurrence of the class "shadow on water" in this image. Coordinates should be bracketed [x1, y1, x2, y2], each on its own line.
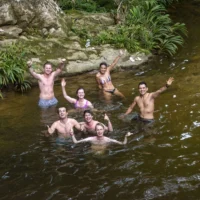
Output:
[1, 2, 200, 199]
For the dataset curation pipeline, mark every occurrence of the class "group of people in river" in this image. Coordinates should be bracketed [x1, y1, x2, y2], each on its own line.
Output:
[27, 50, 174, 147]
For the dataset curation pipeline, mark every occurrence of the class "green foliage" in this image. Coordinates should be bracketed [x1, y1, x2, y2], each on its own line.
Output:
[127, 0, 187, 55]
[93, 0, 187, 56]
[56, 0, 106, 12]
[0, 43, 31, 98]
[93, 26, 149, 54]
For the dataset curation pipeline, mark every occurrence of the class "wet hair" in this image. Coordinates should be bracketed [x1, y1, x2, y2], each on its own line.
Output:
[138, 81, 147, 88]
[76, 87, 85, 95]
[95, 123, 105, 131]
[99, 62, 108, 68]
[83, 109, 93, 116]
[57, 107, 67, 114]
[43, 62, 53, 68]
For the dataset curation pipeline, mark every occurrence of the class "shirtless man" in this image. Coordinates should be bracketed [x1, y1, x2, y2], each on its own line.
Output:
[123, 77, 174, 123]
[27, 59, 66, 108]
[80, 110, 113, 135]
[70, 123, 133, 145]
[96, 50, 125, 100]
[46, 107, 82, 138]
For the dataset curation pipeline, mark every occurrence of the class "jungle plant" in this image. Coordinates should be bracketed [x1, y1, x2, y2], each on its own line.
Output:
[94, 0, 186, 56]
[126, 0, 187, 55]
[0, 42, 31, 98]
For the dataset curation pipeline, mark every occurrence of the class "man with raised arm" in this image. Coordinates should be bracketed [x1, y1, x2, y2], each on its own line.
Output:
[123, 77, 174, 123]
[27, 59, 66, 108]
[70, 123, 133, 145]
[46, 107, 82, 138]
[80, 110, 113, 135]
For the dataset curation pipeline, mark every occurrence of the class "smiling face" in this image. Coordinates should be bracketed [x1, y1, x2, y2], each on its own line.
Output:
[84, 112, 93, 123]
[58, 107, 68, 119]
[77, 88, 85, 99]
[44, 64, 53, 75]
[99, 65, 107, 74]
[95, 124, 104, 137]
[138, 84, 148, 96]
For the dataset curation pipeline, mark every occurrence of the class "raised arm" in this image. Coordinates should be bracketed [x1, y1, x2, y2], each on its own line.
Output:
[70, 128, 92, 144]
[72, 119, 83, 131]
[27, 60, 42, 80]
[108, 50, 124, 71]
[124, 98, 137, 116]
[46, 122, 57, 135]
[108, 132, 133, 145]
[104, 113, 113, 132]
[151, 77, 174, 99]
[61, 78, 76, 104]
[53, 58, 66, 77]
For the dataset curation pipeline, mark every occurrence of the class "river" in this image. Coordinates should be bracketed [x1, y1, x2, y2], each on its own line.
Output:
[1, 2, 200, 200]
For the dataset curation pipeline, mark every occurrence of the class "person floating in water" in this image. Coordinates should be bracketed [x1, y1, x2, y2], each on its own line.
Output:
[96, 50, 125, 101]
[46, 107, 82, 138]
[122, 77, 174, 123]
[70, 123, 133, 145]
[80, 110, 113, 135]
[27, 59, 66, 108]
[61, 78, 93, 110]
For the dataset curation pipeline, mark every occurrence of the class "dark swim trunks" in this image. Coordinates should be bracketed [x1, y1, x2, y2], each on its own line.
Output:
[131, 113, 154, 124]
[38, 97, 58, 108]
[105, 88, 116, 94]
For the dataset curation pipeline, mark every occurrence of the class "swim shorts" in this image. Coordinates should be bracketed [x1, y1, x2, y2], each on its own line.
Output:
[38, 97, 58, 108]
[131, 113, 154, 124]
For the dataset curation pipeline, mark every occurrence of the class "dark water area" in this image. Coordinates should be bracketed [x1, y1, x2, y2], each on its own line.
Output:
[1, 2, 200, 200]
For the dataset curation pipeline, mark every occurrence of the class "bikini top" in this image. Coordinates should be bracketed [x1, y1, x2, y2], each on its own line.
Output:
[74, 100, 89, 109]
[100, 75, 111, 85]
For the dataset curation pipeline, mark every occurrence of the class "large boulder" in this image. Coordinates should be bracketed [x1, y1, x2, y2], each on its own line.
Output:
[0, 0, 68, 39]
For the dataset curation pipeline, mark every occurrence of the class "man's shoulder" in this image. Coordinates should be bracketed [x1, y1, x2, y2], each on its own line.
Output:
[68, 118, 78, 122]
[52, 120, 60, 125]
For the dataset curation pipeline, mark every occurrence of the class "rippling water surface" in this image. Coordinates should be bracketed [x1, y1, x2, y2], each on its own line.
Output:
[1, 2, 200, 200]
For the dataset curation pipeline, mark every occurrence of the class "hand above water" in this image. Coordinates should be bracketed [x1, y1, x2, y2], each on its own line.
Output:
[166, 77, 174, 86]
[61, 78, 66, 87]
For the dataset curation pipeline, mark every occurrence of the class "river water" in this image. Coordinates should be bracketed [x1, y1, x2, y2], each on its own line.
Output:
[1, 2, 200, 200]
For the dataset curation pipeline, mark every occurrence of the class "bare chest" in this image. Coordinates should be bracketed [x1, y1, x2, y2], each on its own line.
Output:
[39, 75, 54, 86]
[137, 96, 153, 108]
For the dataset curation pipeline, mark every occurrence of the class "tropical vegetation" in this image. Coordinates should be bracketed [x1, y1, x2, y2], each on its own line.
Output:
[58, 0, 187, 56]
[0, 43, 31, 98]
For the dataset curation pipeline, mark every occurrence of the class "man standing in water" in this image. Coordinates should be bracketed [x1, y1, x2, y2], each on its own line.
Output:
[46, 107, 82, 138]
[27, 59, 66, 108]
[122, 77, 174, 123]
[80, 110, 113, 135]
[70, 123, 133, 145]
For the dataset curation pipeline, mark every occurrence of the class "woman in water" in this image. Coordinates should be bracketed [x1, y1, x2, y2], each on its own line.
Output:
[96, 50, 125, 101]
[61, 78, 94, 110]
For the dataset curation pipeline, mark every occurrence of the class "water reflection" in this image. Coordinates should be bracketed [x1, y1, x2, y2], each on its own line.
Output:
[1, 3, 200, 200]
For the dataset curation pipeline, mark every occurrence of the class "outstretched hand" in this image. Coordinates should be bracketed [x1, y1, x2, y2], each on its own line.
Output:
[166, 77, 174, 86]
[61, 78, 66, 87]
[119, 50, 124, 57]
[60, 58, 66, 64]
[104, 113, 110, 121]
[126, 132, 133, 137]
[27, 60, 32, 67]
[70, 128, 74, 136]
